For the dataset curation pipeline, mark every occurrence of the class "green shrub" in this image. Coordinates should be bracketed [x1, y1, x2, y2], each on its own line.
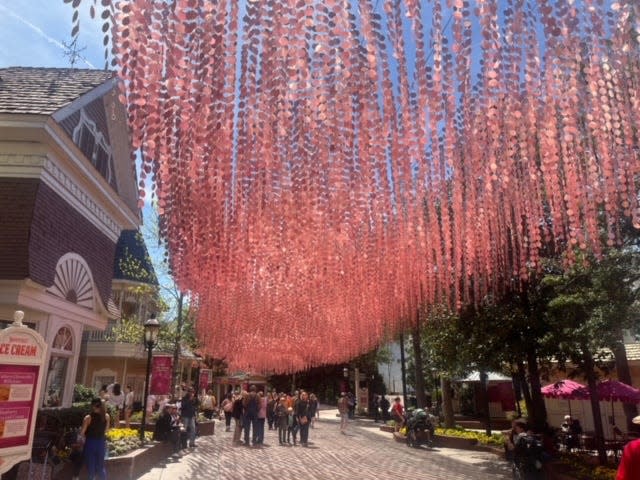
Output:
[40, 405, 90, 430]
[73, 384, 98, 403]
[41, 403, 119, 432]
[129, 410, 159, 424]
[558, 453, 617, 480]
[435, 427, 504, 446]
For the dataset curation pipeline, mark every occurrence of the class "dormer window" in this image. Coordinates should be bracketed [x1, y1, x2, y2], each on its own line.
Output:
[73, 109, 117, 191]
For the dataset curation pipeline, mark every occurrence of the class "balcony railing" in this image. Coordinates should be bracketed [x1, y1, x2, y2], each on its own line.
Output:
[83, 323, 117, 342]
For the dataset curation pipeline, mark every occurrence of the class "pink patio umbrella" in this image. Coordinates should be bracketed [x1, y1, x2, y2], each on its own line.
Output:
[576, 380, 640, 429]
[541, 380, 589, 417]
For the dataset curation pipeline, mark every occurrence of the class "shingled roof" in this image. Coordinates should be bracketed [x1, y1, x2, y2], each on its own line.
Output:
[0, 67, 114, 115]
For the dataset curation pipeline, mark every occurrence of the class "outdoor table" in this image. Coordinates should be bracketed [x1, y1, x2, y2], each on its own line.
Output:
[604, 439, 626, 462]
[580, 434, 596, 452]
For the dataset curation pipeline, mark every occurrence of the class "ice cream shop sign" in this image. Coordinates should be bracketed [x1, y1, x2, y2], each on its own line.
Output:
[0, 311, 47, 475]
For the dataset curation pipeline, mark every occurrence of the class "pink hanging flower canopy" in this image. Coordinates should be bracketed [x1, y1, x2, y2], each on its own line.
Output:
[67, 0, 640, 373]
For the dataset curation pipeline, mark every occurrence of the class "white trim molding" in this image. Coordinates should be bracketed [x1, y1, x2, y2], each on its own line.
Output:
[41, 155, 123, 242]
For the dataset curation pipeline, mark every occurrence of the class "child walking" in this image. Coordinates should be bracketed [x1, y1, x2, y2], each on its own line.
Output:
[287, 407, 298, 446]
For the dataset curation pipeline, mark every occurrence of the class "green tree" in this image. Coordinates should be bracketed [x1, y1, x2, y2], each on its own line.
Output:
[543, 248, 640, 464]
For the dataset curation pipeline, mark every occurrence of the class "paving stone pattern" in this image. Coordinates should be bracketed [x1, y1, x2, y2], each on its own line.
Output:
[137, 411, 512, 480]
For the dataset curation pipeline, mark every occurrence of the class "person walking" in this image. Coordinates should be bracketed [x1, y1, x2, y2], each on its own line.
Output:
[201, 389, 216, 420]
[287, 407, 298, 445]
[80, 398, 110, 480]
[221, 393, 233, 431]
[275, 396, 288, 445]
[296, 391, 311, 446]
[180, 387, 198, 448]
[267, 391, 277, 430]
[232, 392, 244, 445]
[309, 393, 319, 428]
[254, 390, 267, 445]
[243, 385, 260, 446]
[338, 392, 350, 434]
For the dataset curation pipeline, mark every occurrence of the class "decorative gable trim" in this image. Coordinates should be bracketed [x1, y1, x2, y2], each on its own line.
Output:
[51, 78, 116, 123]
[47, 253, 95, 310]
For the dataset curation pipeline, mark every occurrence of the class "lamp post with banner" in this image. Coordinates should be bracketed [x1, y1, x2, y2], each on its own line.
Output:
[140, 314, 160, 442]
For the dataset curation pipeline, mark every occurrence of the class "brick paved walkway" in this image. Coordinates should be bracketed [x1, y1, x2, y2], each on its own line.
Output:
[137, 410, 512, 480]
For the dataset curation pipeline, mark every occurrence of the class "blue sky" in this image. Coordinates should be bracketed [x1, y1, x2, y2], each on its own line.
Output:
[0, 0, 104, 69]
[0, 0, 177, 308]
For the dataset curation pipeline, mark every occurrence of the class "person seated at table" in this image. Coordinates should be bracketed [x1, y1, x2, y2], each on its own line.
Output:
[561, 415, 582, 450]
[153, 405, 173, 442]
[154, 404, 183, 452]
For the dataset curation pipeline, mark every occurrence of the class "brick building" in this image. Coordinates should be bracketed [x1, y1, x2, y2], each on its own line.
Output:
[0, 67, 140, 407]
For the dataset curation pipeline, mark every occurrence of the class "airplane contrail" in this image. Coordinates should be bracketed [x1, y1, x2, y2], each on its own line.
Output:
[0, 3, 96, 68]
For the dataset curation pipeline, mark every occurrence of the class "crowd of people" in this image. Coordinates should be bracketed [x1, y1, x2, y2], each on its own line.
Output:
[223, 386, 320, 447]
[98, 382, 135, 427]
[151, 384, 322, 451]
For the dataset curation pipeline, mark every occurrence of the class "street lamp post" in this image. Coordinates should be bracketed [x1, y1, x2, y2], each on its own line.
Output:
[479, 370, 492, 436]
[343, 367, 349, 392]
[140, 314, 160, 442]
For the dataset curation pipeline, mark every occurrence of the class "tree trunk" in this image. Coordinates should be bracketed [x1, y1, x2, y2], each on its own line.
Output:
[517, 361, 532, 419]
[399, 333, 408, 406]
[526, 349, 547, 432]
[583, 343, 607, 465]
[171, 292, 184, 398]
[611, 336, 639, 432]
[441, 376, 455, 428]
[479, 371, 492, 436]
[412, 313, 427, 409]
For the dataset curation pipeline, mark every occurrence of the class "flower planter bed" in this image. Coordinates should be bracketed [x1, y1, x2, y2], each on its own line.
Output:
[393, 432, 479, 449]
[126, 421, 156, 430]
[106, 440, 173, 480]
[52, 441, 173, 480]
[435, 435, 478, 449]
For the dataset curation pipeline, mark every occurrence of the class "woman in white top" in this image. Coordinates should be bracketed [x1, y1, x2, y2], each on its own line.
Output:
[107, 383, 125, 426]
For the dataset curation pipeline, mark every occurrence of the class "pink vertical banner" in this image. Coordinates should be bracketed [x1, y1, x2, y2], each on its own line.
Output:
[199, 369, 211, 393]
[150, 355, 172, 395]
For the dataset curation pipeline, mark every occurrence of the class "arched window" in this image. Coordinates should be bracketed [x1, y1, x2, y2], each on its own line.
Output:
[53, 326, 73, 351]
[43, 326, 74, 407]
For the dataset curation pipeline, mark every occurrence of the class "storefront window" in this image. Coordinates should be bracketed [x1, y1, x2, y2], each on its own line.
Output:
[44, 356, 68, 407]
[43, 326, 74, 407]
